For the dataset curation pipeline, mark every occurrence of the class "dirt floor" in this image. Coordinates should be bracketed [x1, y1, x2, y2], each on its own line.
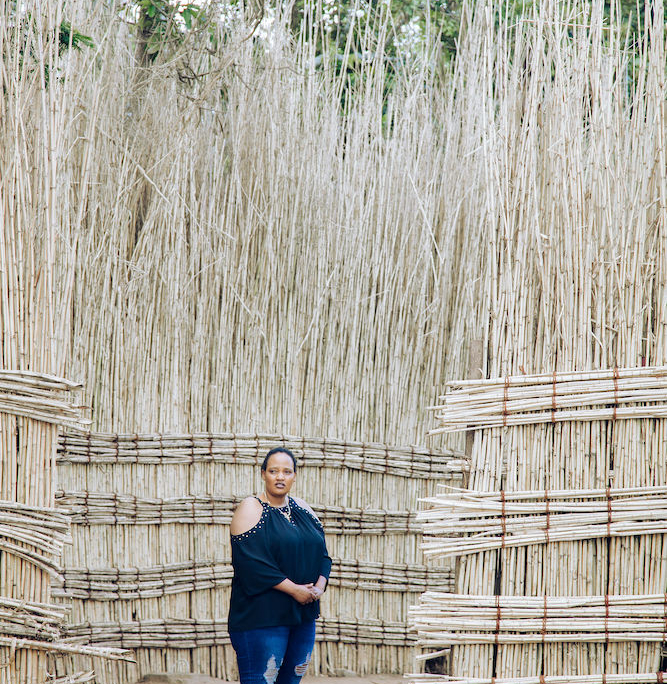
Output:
[135, 675, 407, 684]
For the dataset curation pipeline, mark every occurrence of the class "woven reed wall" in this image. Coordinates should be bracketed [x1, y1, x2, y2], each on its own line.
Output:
[53, 432, 464, 682]
[407, 0, 667, 681]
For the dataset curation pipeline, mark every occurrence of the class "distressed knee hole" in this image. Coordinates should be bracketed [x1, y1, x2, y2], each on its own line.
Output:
[294, 654, 311, 677]
[264, 655, 281, 684]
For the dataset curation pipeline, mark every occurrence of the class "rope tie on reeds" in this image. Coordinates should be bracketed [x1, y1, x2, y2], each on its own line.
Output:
[612, 366, 620, 420]
[431, 364, 667, 432]
[604, 593, 610, 649]
[544, 489, 550, 543]
[551, 371, 557, 423]
[657, 671, 664, 683]
[500, 490, 507, 549]
[538, 676, 546, 684]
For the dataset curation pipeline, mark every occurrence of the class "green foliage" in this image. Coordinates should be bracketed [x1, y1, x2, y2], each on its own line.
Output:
[58, 21, 95, 55]
[132, 0, 210, 62]
[6, 3, 94, 87]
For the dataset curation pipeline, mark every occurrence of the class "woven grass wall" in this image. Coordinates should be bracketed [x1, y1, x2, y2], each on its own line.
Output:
[6, 0, 665, 680]
[408, 0, 667, 680]
[53, 433, 463, 681]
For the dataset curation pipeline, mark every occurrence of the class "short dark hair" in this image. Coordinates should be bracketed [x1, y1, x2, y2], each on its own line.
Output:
[261, 447, 297, 472]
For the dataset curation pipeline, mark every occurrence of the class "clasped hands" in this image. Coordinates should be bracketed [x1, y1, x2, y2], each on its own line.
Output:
[292, 582, 324, 605]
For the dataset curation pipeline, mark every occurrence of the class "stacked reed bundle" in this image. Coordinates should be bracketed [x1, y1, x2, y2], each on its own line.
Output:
[51, 675, 95, 684]
[58, 432, 466, 478]
[53, 558, 453, 601]
[409, 675, 667, 684]
[0, 503, 71, 578]
[62, 616, 416, 648]
[55, 489, 421, 532]
[411, 593, 667, 647]
[0, 375, 132, 677]
[419, 485, 667, 556]
[430, 366, 667, 433]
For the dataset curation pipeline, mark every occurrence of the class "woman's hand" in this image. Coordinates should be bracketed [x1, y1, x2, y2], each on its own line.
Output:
[291, 583, 316, 605]
[310, 575, 327, 600]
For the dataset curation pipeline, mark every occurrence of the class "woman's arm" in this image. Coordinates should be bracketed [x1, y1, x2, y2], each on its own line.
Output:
[273, 578, 316, 604]
[291, 497, 330, 599]
[311, 576, 327, 599]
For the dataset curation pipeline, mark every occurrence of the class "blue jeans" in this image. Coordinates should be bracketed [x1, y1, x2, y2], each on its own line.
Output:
[229, 620, 317, 684]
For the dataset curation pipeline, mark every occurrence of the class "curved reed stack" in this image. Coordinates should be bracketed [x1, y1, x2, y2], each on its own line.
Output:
[55, 432, 463, 681]
[0, 375, 132, 680]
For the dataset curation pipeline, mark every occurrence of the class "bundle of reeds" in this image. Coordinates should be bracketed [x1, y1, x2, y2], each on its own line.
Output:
[58, 432, 466, 478]
[0, 502, 71, 578]
[51, 674, 95, 684]
[430, 367, 667, 433]
[56, 489, 419, 532]
[53, 558, 453, 601]
[0, 597, 68, 640]
[419, 485, 667, 556]
[411, 593, 667, 648]
[63, 616, 418, 648]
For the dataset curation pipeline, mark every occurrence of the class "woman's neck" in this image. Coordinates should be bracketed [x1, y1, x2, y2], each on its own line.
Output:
[263, 491, 288, 507]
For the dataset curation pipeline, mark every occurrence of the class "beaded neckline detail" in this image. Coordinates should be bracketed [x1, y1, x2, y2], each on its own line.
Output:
[261, 496, 294, 524]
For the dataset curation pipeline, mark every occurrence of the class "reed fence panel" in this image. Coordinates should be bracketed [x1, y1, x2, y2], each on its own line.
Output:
[406, 0, 667, 681]
[54, 432, 463, 682]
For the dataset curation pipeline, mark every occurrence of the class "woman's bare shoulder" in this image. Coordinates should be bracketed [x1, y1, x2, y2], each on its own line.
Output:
[231, 496, 263, 535]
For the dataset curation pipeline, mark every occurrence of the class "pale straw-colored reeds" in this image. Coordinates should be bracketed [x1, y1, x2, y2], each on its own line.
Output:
[56, 432, 459, 680]
[411, 592, 667, 647]
[419, 485, 667, 557]
[5, 0, 667, 680]
[429, 366, 667, 433]
[408, 675, 667, 684]
[53, 558, 453, 601]
[412, 0, 666, 679]
[51, 674, 95, 684]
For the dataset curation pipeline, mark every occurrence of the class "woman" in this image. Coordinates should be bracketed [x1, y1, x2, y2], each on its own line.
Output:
[228, 447, 331, 684]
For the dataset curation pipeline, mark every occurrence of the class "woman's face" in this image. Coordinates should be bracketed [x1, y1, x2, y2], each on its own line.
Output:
[261, 452, 296, 498]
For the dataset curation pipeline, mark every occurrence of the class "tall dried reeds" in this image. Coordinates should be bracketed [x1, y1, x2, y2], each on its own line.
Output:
[5, 0, 666, 680]
[1, 1, 84, 680]
[412, 0, 667, 680]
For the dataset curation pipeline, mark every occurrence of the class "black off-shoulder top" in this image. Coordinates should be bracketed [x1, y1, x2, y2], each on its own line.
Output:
[228, 496, 332, 632]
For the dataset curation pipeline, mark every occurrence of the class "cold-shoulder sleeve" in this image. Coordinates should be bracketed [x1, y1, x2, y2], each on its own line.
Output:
[231, 523, 287, 596]
[319, 552, 332, 583]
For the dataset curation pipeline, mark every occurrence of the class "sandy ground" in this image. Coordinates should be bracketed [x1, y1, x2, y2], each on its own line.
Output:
[135, 675, 407, 684]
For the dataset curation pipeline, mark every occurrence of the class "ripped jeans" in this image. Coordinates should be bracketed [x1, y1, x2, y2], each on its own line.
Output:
[229, 620, 316, 684]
